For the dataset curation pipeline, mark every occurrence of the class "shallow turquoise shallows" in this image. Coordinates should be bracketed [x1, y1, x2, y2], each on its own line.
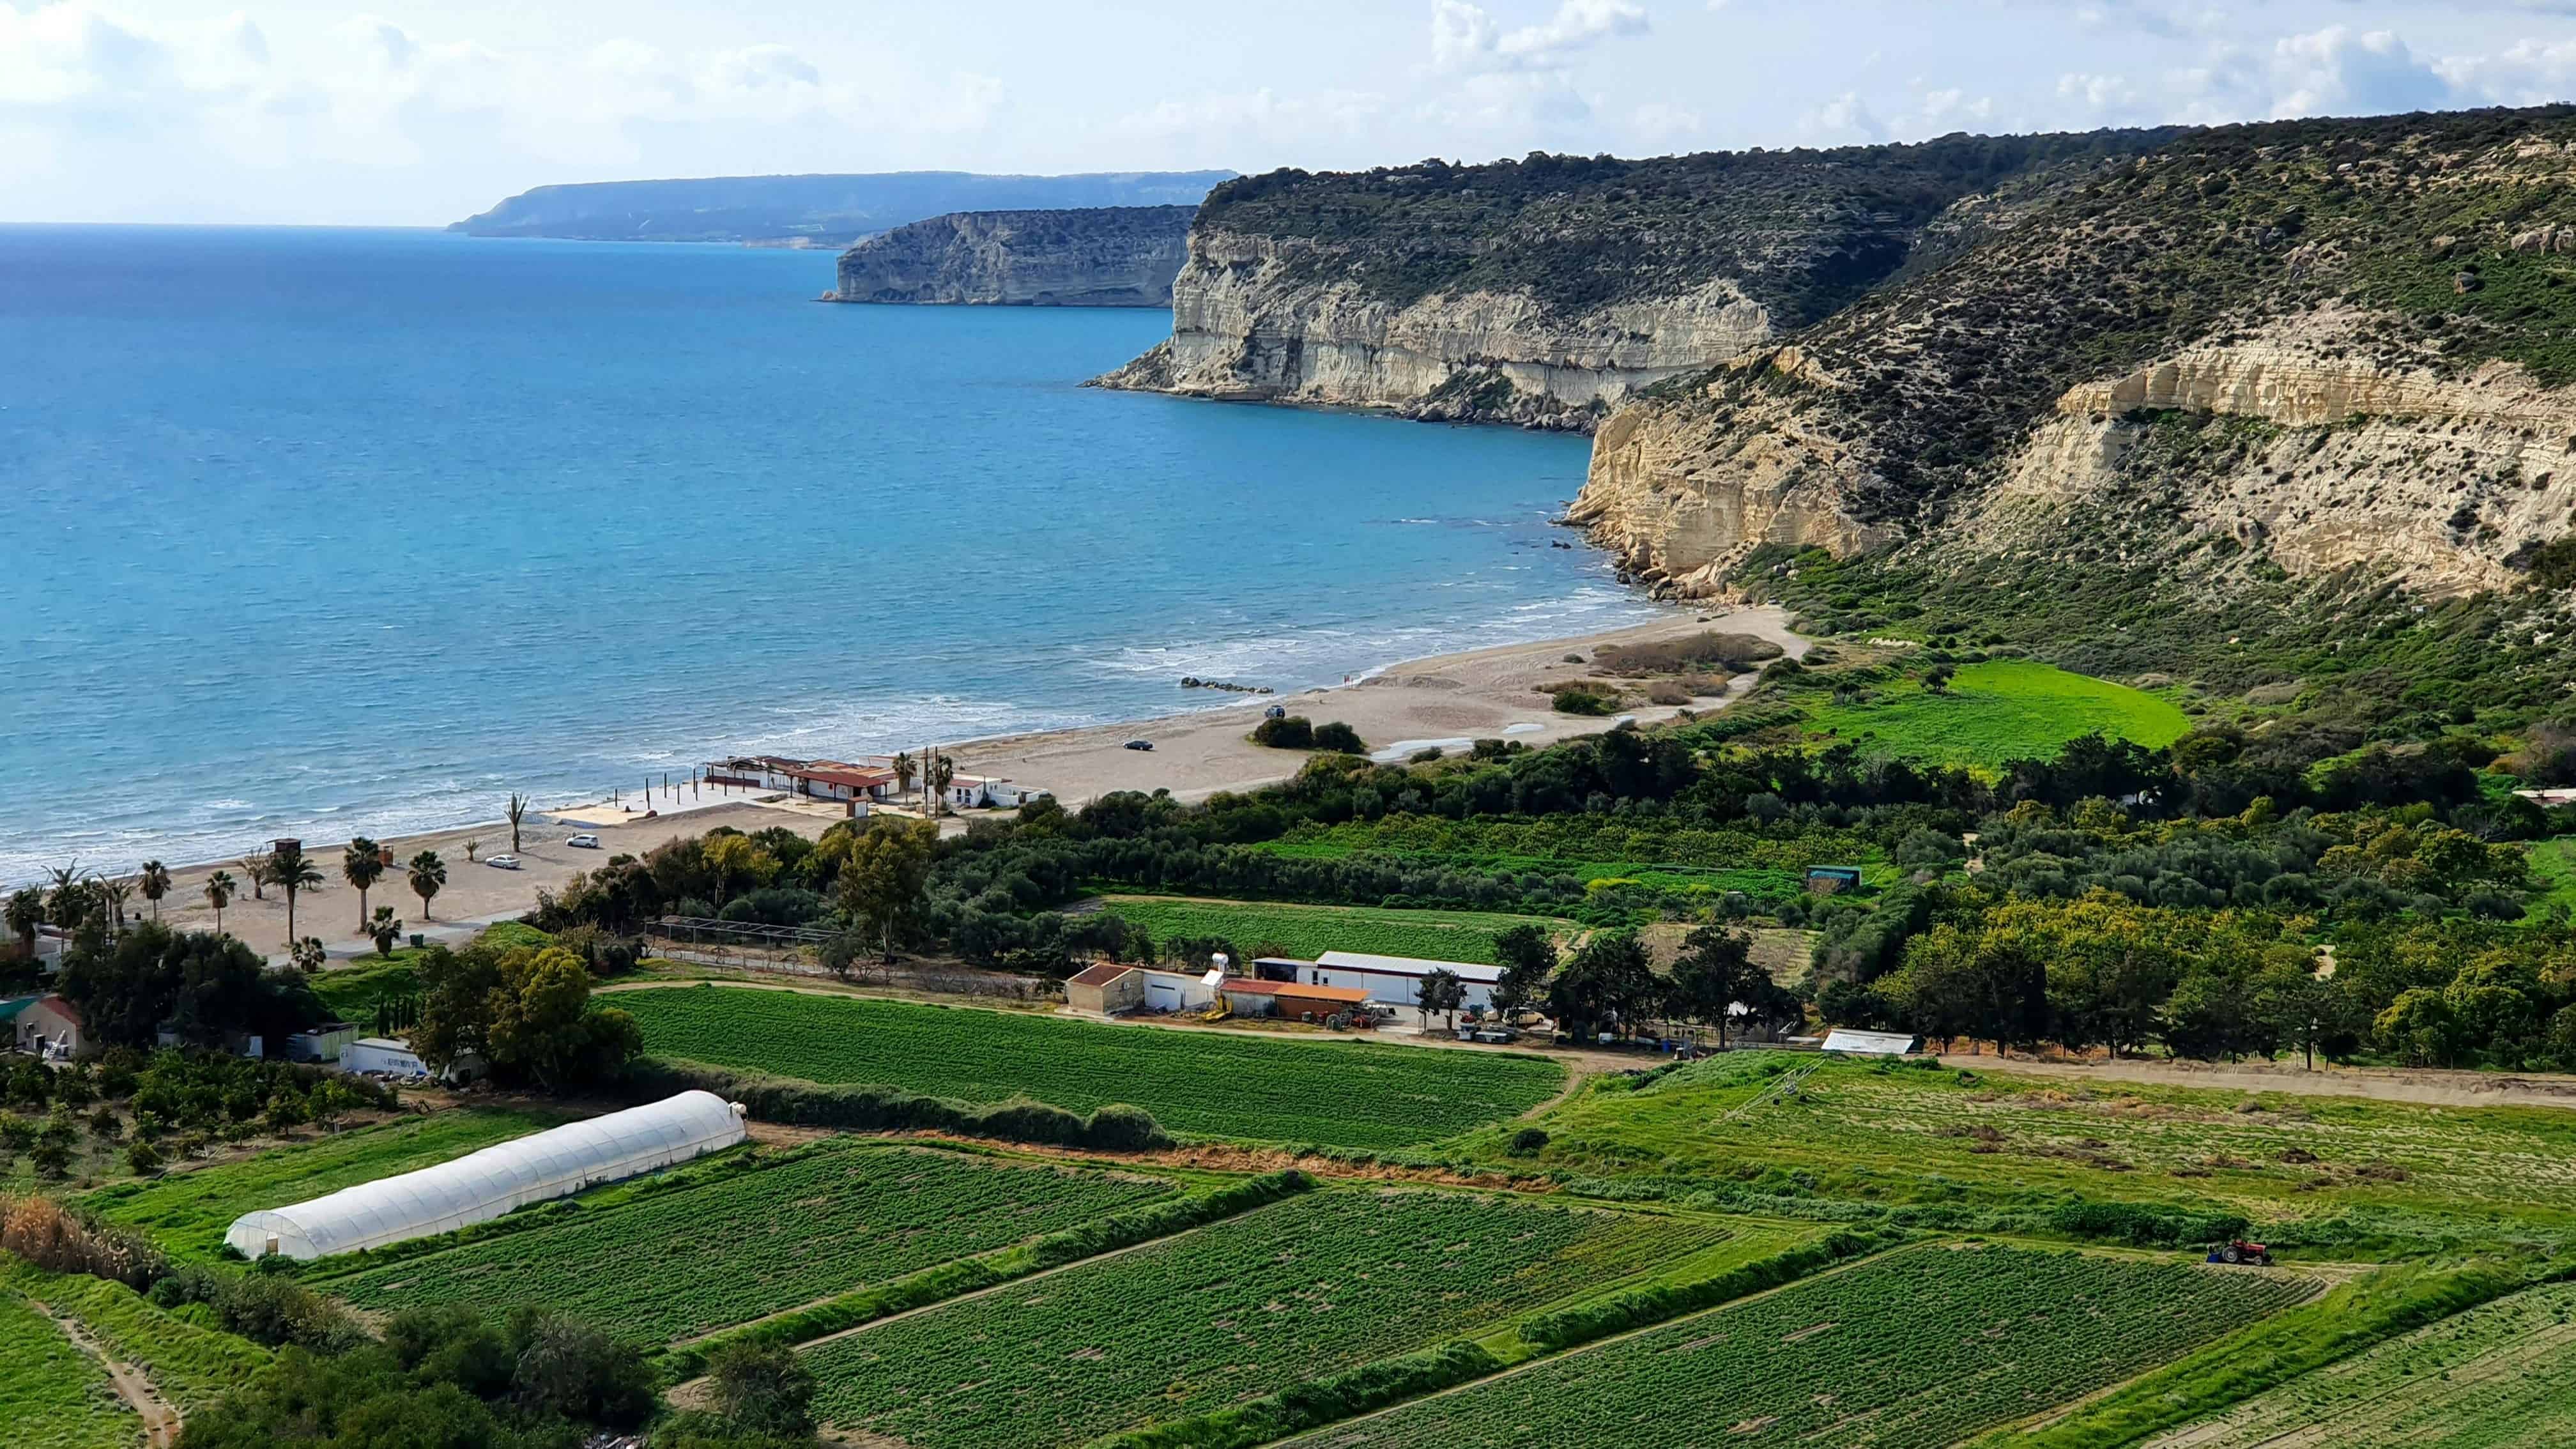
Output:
[0, 226, 1656, 880]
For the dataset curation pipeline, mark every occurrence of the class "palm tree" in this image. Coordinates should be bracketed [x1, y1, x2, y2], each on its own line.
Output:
[507, 793, 529, 854]
[45, 861, 93, 935]
[95, 877, 133, 942]
[4, 888, 42, 955]
[367, 905, 403, 955]
[343, 838, 385, 936]
[893, 751, 917, 800]
[204, 871, 236, 935]
[138, 861, 171, 921]
[266, 841, 326, 951]
[408, 850, 447, 923]
[929, 753, 956, 814]
[237, 853, 270, 900]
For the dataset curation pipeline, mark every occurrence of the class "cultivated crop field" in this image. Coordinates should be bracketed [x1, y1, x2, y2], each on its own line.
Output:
[1486, 1053, 2576, 1227]
[617, 985, 1565, 1147]
[1096, 894, 1569, 965]
[2143, 1280, 2576, 1448]
[1798, 659, 2189, 770]
[1, 1257, 271, 1414]
[0, 1289, 134, 1449]
[319, 1144, 1177, 1344]
[800, 1187, 1735, 1449]
[1303, 1243, 2318, 1449]
[81, 1107, 555, 1261]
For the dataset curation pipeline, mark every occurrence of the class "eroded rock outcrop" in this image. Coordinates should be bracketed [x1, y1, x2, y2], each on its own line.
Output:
[1567, 109, 2576, 597]
[832, 206, 1195, 307]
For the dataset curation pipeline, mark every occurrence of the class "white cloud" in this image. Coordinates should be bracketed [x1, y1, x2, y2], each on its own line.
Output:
[2269, 27, 2453, 118]
[1432, 0, 1649, 75]
[1804, 89, 1886, 142]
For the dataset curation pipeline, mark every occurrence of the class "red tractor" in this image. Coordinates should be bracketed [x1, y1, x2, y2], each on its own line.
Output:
[2207, 1239, 2274, 1266]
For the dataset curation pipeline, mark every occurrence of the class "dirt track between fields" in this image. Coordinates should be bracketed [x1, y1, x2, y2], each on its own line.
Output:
[1938, 1053, 2576, 1112]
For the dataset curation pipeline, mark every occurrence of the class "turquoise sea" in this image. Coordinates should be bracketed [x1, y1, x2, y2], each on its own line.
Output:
[0, 226, 1655, 882]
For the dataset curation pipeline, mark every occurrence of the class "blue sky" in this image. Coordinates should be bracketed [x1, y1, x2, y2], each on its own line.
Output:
[6, 0, 2575, 224]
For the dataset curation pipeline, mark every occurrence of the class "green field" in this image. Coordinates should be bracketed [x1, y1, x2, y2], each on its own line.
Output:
[2140, 1280, 2576, 1448]
[801, 1188, 1735, 1449]
[307, 955, 423, 1023]
[81, 1108, 555, 1261]
[1096, 895, 1570, 965]
[0, 1290, 135, 1449]
[321, 1144, 1176, 1344]
[615, 985, 1565, 1147]
[2523, 836, 2576, 921]
[1800, 659, 2190, 770]
[1472, 1052, 2576, 1234]
[1, 1255, 271, 1414]
[1302, 1243, 2317, 1448]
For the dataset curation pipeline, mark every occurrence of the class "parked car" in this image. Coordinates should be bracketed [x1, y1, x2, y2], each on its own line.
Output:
[565, 832, 602, 849]
[1124, 739, 1154, 751]
[1264, 705, 1287, 719]
[484, 854, 521, 870]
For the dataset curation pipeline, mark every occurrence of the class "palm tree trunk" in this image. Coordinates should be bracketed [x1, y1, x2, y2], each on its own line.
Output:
[356, 887, 369, 937]
[285, 887, 297, 950]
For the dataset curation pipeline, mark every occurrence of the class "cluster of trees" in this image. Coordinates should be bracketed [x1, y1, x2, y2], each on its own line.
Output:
[1821, 885, 2576, 1071]
[0, 1049, 388, 1180]
[411, 941, 641, 1090]
[1482, 923, 1803, 1046]
[58, 923, 325, 1052]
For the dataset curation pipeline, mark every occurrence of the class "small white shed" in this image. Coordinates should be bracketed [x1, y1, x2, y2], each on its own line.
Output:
[1821, 1029, 1919, 1057]
[340, 1038, 430, 1077]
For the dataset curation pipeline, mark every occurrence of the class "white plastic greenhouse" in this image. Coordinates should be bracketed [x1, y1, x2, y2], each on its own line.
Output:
[223, 1090, 747, 1262]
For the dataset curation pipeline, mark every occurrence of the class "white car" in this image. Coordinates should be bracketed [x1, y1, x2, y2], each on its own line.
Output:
[484, 854, 521, 870]
[565, 833, 602, 849]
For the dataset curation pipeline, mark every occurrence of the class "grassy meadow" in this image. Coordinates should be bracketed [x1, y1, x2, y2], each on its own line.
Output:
[1800, 658, 2191, 770]
[1094, 894, 1570, 964]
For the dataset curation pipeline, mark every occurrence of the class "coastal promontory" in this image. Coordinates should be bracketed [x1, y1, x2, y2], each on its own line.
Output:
[831, 205, 1195, 307]
[1092, 136, 2178, 430]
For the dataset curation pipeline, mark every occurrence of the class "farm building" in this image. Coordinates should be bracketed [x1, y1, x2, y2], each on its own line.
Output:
[1804, 866, 1865, 895]
[339, 1037, 432, 1077]
[1220, 979, 1374, 1022]
[224, 1090, 747, 1261]
[8, 995, 95, 1061]
[1065, 962, 1145, 1015]
[286, 1022, 362, 1064]
[1258, 953, 1504, 1011]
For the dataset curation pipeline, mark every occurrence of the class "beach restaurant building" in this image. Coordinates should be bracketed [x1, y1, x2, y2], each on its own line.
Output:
[704, 756, 898, 805]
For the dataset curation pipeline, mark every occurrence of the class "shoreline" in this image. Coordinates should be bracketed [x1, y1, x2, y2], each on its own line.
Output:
[49, 606, 1799, 962]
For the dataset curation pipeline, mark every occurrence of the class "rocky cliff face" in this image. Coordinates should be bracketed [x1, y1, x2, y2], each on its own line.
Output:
[1570, 107, 2576, 598]
[1097, 137, 2177, 429]
[1097, 242, 1768, 429]
[833, 206, 1195, 307]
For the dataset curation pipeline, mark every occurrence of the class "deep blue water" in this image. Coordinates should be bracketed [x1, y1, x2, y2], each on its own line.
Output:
[0, 226, 1655, 881]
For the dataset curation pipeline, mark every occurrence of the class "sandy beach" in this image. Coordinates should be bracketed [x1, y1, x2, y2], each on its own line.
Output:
[105, 606, 1799, 961]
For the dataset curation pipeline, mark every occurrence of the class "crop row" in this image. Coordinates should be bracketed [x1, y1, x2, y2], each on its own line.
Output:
[1, 1257, 271, 1414]
[1096, 895, 1568, 967]
[0, 1288, 133, 1449]
[800, 1188, 1734, 1449]
[2142, 1280, 2576, 1448]
[323, 1144, 1176, 1344]
[1305, 1243, 2317, 1448]
[616, 985, 1565, 1147]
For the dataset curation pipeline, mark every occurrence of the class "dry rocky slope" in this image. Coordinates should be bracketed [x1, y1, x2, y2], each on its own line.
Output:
[832, 205, 1196, 306]
[1094, 135, 2177, 429]
[1575, 105, 2576, 600]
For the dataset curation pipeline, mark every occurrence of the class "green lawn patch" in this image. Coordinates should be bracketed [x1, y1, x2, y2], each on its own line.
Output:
[1800, 659, 2190, 770]
[1, 1255, 271, 1414]
[1096, 894, 1570, 965]
[615, 986, 1563, 1149]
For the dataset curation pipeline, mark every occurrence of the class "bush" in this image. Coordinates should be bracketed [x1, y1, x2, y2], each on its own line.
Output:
[1592, 631, 1784, 677]
[0, 1194, 165, 1287]
[1506, 1127, 1550, 1157]
[1313, 721, 1367, 753]
[623, 1059, 1176, 1152]
[1251, 716, 1317, 749]
[2048, 1200, 2249, 1248]
[1551, 685, 1618, 716]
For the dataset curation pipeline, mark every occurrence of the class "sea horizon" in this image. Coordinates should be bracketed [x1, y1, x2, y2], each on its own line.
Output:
[0, 224, 1659, 885]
